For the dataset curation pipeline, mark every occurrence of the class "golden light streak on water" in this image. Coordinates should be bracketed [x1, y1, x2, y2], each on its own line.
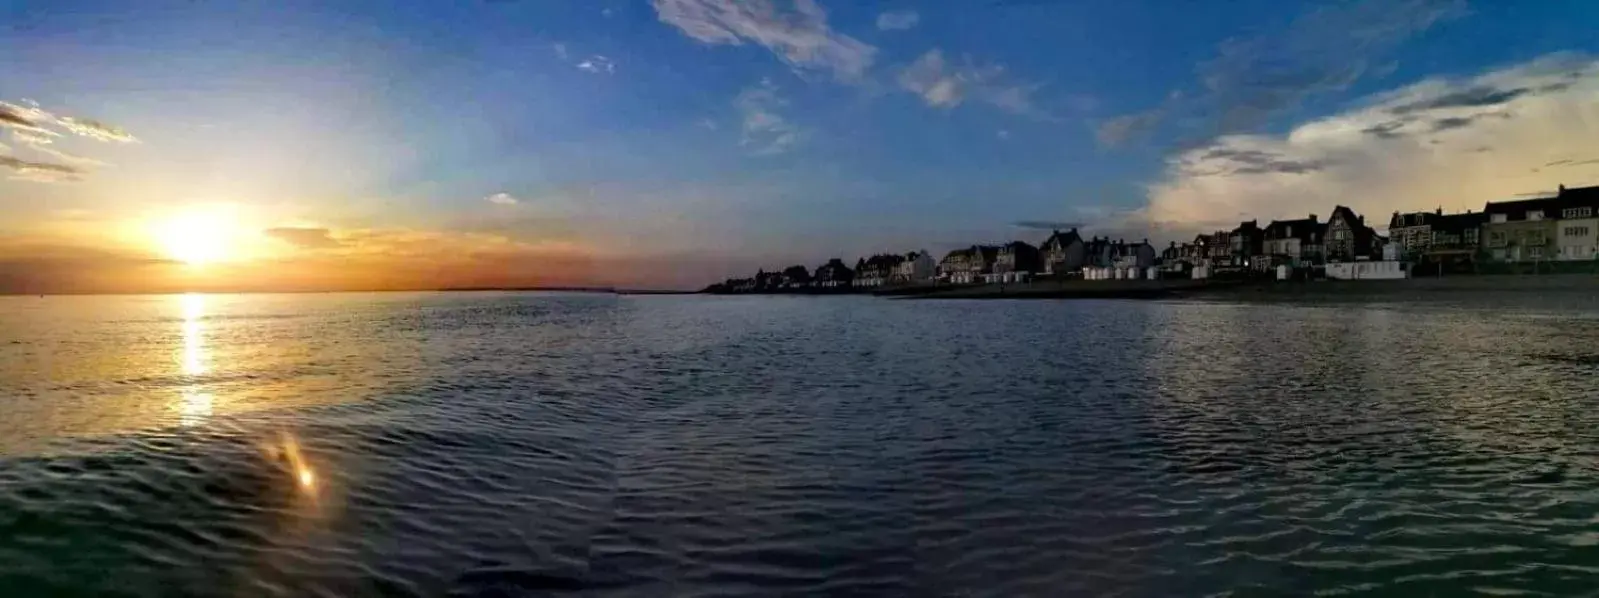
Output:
[174, 293, 213, 426]
[279, 431, 318, 497]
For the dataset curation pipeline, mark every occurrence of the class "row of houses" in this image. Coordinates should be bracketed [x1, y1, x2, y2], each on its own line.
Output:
[1158, 183, 1599, 278]
[1390, 184, 1599, 266]
[1158, 205, 1383, 275]
[709, 251, 938, 292]
[940, 235, 1159, 284]
[705, 183, 1599, 292]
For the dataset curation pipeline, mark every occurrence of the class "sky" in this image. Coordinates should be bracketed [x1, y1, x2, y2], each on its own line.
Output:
[2, 0, 1598, 292]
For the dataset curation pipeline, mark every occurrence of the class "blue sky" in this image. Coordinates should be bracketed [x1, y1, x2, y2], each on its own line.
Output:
[3, 0, 1599, 290]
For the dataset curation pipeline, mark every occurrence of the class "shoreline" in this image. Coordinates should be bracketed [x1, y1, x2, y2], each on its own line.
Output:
[905, 274, 1599, 302]
[698, 273, 1599, 302]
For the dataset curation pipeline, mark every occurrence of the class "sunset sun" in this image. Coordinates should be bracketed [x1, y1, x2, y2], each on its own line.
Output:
[155, 208, 238, 266]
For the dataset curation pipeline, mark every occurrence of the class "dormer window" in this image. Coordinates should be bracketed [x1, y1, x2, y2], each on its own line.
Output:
[1528, 211, 1543, 221]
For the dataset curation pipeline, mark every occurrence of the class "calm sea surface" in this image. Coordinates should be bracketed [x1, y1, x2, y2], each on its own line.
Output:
[5, 291, 1599, 597]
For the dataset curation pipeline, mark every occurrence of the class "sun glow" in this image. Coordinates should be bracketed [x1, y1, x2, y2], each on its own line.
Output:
[155, 207, 239, 266]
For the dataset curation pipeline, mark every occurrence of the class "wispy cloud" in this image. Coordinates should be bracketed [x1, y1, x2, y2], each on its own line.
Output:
[0, 155, 83, 183]
[553, 42, 570, 60]
[651, 0, 875, 80]
[1012, 220, 1085, 231]
[264, 227, 344, 249]
[735, 79, 801, 155]
[1, 99, 134, 183]
[876, 10, 919, 31]
[1104, 0, 1466, 146]
[486, 192, 520, 205]
[576, 55, 616, 74]
[898, 49, 1046, 117]
[1096, 109, 1166, 147]
[1144, 53, 1599, 234]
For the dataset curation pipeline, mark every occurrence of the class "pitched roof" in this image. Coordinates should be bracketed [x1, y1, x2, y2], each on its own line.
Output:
[1040, 229, 1082, 250]
[1430, 211, 1488, 233]
[1390, 211, 1439, 228]
[1483, 196, 1558, 219]
[1328, 205, 1362, 226]
[1263, 217, 1318, 241]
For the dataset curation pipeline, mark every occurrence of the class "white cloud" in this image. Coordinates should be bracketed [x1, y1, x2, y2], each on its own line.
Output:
[996, 129, 1010, 140]
[486, 193, 520, 205]
[735, 79, 801, 155]
[553, 43, 569, 61]
[650, 0, 875, 80]
[898, 49, 1045, 117]
[876, 10, 919, 31]
[1104, 0, 1465, 145]
[576, 55, 616, 74]
[1144, 54, 1599, 235]
[1096, 109, 1165, 147]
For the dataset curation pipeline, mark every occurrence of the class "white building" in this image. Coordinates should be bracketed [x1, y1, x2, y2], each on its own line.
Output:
[1557, 216, 1597, 261]
[894, 250, 937, 283]
[1325, 261, 1408, 280]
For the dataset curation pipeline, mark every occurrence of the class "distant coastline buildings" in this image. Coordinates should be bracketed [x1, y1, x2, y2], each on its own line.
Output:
[702, 184, 1599, 293]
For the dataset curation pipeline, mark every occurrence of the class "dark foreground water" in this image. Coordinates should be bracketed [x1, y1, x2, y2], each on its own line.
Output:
[4, 292, 1599, 597]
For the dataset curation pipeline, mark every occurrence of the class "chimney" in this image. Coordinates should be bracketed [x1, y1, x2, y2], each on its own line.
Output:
[1069, 227, 1078, 234]
[1436, 206, 1443, 216]
[1560, 184, 1567, 193]
[1310, 214, 1318, 222]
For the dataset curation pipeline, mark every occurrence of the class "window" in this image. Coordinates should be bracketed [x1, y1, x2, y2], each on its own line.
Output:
[1531, 247, 1544, 259]
[1563, 207, 1593, 218]
[1489, 232, 1506, 247]
[1491, 213, 1507, 223]
[1565, 226, 1591, 237]
[1528, 211, 1544, 221]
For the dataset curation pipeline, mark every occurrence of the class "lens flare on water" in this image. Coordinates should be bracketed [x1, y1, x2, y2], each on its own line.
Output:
[275, 431, 318, 495]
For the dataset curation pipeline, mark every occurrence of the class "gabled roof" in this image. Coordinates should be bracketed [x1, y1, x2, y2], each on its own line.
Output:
[863, 253, 906, 269]
[1040, 229, 1082, 250]
[1328, 205, 1362, 226]
[1264, 217, 1320, 242]
[1000, 240, 1037, 253]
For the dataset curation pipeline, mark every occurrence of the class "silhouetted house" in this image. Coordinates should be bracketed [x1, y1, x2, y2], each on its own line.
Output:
[1115, 239, 1157, 269]
[993, 241, 1041, 281]
[1038, 228, 1085, 275]
[893, 250, 937, 284]
[854, 254, 906, 288]
[1389, 209, 1441, 259]
[1482, 195, 1557, 263]
[1230, 220, 1264, 268]
[1426, 211, 1487, 256]
[1432, 214, 1486, 254]
[1262, 215, 1321, 267]
[1206, 230, 1232, 265]
[814, 259, 854, 288]
[1184, 235, 1211, 264]
[1161, 241, 1181, 264]
[780, 265, 811, 288]
[940, 245, 998, 284]
[1324, 205, 1377, 262]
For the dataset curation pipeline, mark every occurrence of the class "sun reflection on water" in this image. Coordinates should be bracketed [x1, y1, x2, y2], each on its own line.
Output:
[175, 293, 213, 426]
